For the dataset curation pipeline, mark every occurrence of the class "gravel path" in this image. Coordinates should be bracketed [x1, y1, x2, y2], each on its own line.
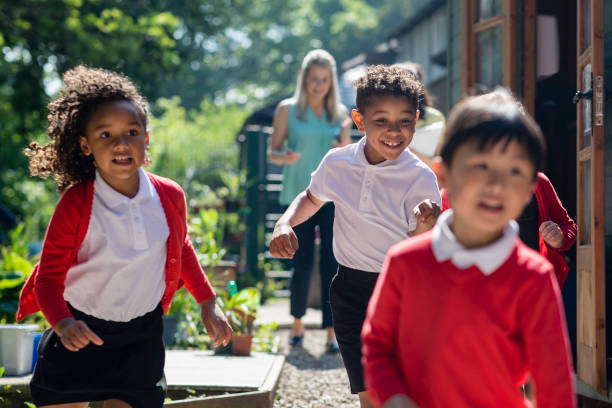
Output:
[273, 328, 361, 408]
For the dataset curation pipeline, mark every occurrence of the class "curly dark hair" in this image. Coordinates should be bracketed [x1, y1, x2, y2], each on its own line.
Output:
[24, 65, 149, 193]
[354, 64, 423, 115]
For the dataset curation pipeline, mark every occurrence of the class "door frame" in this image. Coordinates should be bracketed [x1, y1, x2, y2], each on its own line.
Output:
[575, 0, 606, 395]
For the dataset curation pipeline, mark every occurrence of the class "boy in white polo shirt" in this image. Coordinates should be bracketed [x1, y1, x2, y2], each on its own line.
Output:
[270, 64, 441, 408]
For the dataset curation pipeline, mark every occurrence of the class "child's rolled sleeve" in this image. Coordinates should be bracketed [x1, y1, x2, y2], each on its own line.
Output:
[307, 154, 332, 203]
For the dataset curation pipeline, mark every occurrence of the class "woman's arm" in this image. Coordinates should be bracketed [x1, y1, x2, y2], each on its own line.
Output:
[268, 102, 301, 165]
[336, 115, 353, 147]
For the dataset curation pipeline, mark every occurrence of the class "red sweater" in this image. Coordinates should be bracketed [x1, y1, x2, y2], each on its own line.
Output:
[362, 232, 575, 408]
[441, 172, 577, 286]
[17, 172, 215, 326]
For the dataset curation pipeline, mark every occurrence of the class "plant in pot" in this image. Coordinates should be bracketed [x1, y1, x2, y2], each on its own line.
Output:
[216, 285, 260, 356]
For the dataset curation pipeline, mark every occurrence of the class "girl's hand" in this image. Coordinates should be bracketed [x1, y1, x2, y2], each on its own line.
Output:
[54, 317, 104, 352]
[200, 297, 233, 347]
[540, 220, 563, 248]
[284, 149, 301, 165]
[412, 199, 442, 236]
[383, 394, 420, 408]
[269, 223, 299, 258]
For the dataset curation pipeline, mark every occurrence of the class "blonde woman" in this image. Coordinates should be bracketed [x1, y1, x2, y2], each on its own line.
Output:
[268, 49, 351, 352]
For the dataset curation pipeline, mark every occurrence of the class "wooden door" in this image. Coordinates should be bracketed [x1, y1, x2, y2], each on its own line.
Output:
[575, 0, 605, 395]
[461, 0, 518, 95]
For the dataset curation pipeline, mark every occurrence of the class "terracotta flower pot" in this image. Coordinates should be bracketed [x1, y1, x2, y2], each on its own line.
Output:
[231, 334, 253, 356]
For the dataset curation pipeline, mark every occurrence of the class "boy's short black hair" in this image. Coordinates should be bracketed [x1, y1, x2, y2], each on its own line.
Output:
[439, 90, 546, 178]
[354, 65, 423, 114]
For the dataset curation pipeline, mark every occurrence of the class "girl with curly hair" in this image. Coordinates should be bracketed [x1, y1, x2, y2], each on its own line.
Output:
[17, 65, 232, 408]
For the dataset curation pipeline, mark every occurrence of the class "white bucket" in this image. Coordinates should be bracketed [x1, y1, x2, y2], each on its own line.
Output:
[0, 324, 39, 376]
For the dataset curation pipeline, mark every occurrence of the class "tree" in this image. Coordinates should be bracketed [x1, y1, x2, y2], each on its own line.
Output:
[0, 0, 415, 229]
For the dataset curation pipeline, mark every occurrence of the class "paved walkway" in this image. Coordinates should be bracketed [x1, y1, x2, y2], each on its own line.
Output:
[0, 299, 319, 407]
[257, 298, 322, 329]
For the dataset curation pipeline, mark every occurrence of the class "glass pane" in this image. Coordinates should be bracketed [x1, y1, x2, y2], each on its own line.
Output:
[582, 0, 592, 52]
[476, 0, 502, 22]
[476, 25, 503, 91]
[581, 63, 592, 148]
[580, 160, 592, 244]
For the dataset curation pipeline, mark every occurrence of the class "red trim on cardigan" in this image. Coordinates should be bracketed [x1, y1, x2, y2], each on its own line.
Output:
[533, 172, 576, 286]
[17, 172, 215, 326]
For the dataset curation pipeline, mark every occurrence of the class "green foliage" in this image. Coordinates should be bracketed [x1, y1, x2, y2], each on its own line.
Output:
[0, 0, 416, 229]
[189, 208, 227, 271]
[216, 286, 261, 335]
[1, 174, 57, 242]
[0, 225, 35, 323]
[253, 321, 279, 353]
[148, 97, 247, 188]
[166, 287, 211, 348]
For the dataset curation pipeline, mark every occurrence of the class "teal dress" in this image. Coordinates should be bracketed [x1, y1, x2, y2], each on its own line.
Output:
[279, 102, 345, 331]
[279, 103, 344, 205]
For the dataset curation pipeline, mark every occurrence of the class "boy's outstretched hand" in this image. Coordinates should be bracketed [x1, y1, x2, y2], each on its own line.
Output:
[269, 222, 299, 258]
[412, 199, 442, 236]
[54, 316, 104, 352]
[200, 297, 233, 347]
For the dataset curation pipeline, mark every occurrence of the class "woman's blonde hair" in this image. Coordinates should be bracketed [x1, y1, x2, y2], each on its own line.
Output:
[293, 49, 343, 124]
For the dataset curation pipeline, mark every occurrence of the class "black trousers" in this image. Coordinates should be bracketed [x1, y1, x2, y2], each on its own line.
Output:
[329, 264, 379, 394]
[290, 202, 337, 328]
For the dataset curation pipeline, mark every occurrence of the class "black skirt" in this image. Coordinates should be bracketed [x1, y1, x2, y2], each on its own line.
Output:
[329, 264, 379, 394]
[30, 303, 166, 408]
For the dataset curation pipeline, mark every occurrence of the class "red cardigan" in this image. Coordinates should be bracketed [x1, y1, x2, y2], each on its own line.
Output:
[17, 172, 215, 327]
[362, 232, 575, 408]
[440, 172, 577, 286]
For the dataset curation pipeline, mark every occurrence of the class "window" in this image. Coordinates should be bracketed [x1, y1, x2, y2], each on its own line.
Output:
[461, 0, 517, 95]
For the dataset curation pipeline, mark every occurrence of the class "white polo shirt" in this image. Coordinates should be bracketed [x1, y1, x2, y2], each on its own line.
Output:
[63, 168, 169, 322]
[309, 136, 441, 273]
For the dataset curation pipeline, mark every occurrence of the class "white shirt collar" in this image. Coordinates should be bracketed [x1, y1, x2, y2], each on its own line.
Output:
[431, 210, 519, 275]
[94, 167, 154, 208]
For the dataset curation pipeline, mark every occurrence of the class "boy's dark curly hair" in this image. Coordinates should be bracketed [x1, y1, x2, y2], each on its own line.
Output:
[354, 64, 423, 114]
[24, 65, 149, 193]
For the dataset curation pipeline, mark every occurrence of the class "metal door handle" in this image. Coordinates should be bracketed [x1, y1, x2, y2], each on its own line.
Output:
[573, 89, 593, 104]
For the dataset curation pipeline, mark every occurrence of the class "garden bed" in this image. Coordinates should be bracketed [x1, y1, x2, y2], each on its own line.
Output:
[0, 351, 284, 408]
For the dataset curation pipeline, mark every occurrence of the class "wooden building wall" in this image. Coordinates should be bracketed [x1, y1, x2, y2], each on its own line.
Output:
[447, 0, 463, 108]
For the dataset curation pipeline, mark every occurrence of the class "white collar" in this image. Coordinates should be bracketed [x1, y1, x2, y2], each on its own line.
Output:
[94, 167, 154, 208]
[431, 210, 519, 275]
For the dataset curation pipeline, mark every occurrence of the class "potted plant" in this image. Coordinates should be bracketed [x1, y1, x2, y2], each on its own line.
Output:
[216, 285, 260, 356]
